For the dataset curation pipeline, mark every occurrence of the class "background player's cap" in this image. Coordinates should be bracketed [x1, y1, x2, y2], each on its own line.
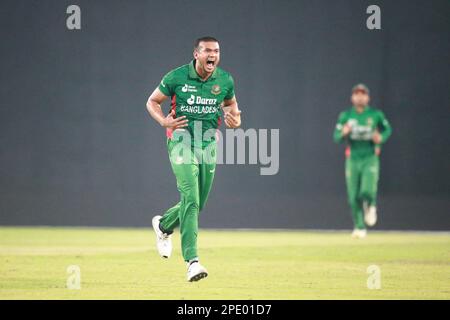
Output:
[352, 83, 370, 95]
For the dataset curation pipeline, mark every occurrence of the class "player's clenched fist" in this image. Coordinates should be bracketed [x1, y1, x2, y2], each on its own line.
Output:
[162, 110, 189, 130]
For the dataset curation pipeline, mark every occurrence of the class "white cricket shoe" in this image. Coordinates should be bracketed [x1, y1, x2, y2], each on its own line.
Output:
[187, 261, 208, 282]
[364, 205, 377, 227]
[351, 229, 367, 239]
[152, 215, 172, 258]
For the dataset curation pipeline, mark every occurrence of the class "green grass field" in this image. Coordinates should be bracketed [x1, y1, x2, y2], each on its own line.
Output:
[0, 227, 449, 299]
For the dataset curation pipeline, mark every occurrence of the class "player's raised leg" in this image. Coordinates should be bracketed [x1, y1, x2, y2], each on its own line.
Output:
[155, 138, 189, 235]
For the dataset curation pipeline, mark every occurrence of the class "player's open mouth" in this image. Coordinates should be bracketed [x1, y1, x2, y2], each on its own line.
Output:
[206, 59, 215, 69]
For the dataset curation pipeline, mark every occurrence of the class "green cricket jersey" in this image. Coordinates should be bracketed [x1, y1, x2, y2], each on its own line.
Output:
[158, 60, 235, 142]
[333, 106, 392, 158]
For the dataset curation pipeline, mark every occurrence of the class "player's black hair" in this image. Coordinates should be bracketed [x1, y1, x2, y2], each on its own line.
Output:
[194, 36, 219, 50]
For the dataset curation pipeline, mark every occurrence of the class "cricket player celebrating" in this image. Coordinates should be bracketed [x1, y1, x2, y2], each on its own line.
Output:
[333, 84, 392, 239]
[146, 37, 241, 281]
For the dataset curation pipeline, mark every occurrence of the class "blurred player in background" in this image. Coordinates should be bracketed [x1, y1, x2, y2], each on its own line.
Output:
[333, 84, 392, 238]
[146, 37, 241, 281]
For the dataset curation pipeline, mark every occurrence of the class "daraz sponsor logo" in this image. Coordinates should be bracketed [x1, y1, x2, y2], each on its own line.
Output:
[187, 95, 217, 105]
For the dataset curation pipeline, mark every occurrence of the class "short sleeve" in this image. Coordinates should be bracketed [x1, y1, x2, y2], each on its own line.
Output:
[224, 75, 235, 100]
[158, 71, 176, 97]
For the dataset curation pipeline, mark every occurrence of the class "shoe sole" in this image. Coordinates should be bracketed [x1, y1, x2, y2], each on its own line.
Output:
[152, 216, 170, 259]
[189, 272, 208, 282]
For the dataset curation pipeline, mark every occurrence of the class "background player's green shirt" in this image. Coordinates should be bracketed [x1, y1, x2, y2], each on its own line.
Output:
[158, 60, 235, 143]
[333, 106, 392, 158]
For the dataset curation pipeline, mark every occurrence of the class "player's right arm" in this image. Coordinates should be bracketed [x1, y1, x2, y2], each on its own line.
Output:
[333, 111, 350, 143]
[146, 73, 188, 130]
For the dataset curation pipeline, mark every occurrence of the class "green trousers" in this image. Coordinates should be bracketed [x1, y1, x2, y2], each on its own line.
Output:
[159, 137, 217, 261]
[345, 155, 380, 230]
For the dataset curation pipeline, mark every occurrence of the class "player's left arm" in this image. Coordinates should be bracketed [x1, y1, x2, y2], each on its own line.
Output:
[373, 111, 392, 144]
[222, 96, 241, 128]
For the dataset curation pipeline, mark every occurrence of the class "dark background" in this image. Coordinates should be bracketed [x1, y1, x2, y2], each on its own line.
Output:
[1, 0, 449, 230]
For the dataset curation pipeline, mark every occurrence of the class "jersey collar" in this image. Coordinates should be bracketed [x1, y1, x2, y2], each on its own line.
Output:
[188, 60, 217, 81]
